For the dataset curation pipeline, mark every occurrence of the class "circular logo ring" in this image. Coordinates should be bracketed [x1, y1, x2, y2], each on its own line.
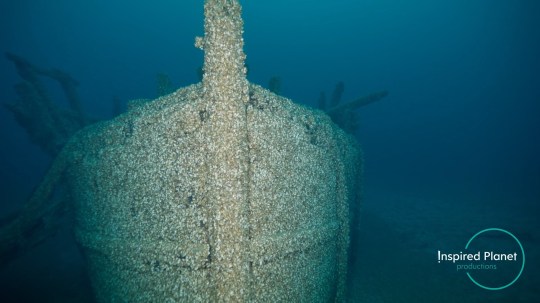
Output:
[465, 228, 525, 290]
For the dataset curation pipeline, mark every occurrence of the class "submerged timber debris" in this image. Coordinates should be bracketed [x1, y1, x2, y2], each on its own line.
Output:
[319, 81, 388, 133]
[4, 52, 90, 156]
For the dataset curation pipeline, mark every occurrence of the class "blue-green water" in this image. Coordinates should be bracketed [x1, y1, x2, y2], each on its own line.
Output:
[1, 1, 538, 302]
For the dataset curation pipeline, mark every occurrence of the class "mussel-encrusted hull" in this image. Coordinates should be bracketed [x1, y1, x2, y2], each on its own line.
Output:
[69, 83, 361, 302]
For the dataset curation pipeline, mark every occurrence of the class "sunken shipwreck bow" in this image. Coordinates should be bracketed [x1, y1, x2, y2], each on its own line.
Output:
[4, 0, 362, 302]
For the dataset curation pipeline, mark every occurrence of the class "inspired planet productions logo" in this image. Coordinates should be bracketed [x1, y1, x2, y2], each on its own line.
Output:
[437, 228, 525, 290]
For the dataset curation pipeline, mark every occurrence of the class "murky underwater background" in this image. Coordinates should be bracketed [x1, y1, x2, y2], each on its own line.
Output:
[1, 0, 539, 302]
